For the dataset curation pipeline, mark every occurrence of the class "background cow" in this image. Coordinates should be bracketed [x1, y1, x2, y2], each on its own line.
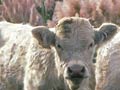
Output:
[0, 21, 32, 90]
[95, 28, 120, 90]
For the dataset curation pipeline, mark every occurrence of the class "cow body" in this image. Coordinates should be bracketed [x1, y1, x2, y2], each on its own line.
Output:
[0, 21, 33, 90]
[96, 31, 120, 90]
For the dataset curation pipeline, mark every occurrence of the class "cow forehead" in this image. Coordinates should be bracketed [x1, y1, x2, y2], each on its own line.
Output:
[55, 17, 94, 42]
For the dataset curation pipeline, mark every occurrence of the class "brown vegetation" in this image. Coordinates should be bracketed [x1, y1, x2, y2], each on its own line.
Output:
[0, 0, 120, 27]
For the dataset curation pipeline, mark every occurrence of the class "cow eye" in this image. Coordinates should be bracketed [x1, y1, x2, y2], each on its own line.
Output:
[88, 42, 94, 49]
[56, 43, 63, 50]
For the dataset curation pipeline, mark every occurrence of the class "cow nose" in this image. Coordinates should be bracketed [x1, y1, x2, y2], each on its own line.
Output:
[67, 65, 86, 78]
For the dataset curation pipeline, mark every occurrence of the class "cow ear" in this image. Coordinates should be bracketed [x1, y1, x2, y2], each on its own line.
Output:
[94, 23, 118, 46]
[32, 26, 55, 48]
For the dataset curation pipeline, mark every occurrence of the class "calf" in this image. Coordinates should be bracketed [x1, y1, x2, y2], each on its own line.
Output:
[0, 21, 32, 90]
[24, 17, 118, 90]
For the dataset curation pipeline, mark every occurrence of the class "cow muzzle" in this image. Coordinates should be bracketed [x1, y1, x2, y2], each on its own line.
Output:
[65, 64, 88, 85]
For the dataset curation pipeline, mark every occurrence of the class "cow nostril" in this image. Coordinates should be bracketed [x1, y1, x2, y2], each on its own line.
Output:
[68, 67, 73, 74]
[81, 66, 85, 73]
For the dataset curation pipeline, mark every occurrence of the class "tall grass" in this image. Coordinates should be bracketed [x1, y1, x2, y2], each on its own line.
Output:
[0, 0, 120, 27]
